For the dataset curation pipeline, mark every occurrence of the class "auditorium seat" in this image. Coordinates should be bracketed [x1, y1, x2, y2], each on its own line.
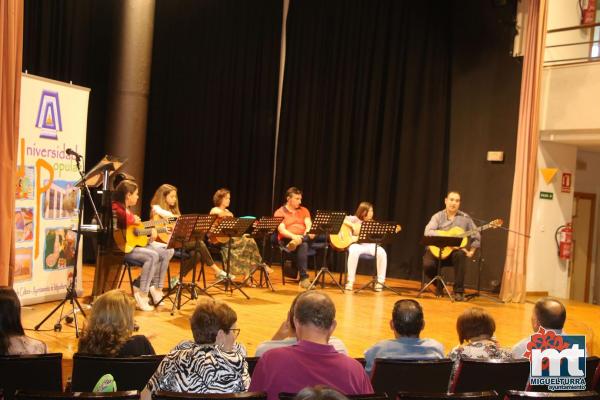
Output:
[527, 356, 600, 392]
[504, 391, 600, 399]
[450, 359, 530, 394]
[279, 393, 388, 400]
[0, 353, 62, 400]
[397, 391, 498, 400]
[71, 354, 164, 392]
[246, 356, 259, 377]
[371, 358, 454, 396]
[152, 391, 268, 400]
[14, 390, 140, 399]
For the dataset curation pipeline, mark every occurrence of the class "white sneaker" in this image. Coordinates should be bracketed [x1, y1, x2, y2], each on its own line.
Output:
[345, 281, 354, 291]
[149, 286, 164, 306]
[374, 282, 384, 292]
[134, 291, 154, 311]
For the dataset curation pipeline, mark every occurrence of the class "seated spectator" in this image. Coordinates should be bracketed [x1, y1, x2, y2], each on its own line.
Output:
[294, 385, 350, 400]
[0, 287, 47, 355]
[447, 307, 511, 362]
[255, 293, 348, 356]
[78, 289, 155, 356]
[363, 299, 444, 375]
[511, 297, 566, 358]
[145, 298, 249, 394]
[249, 291, 373, 400]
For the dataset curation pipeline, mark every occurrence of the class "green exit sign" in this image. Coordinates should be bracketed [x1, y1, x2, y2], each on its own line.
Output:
[540, 191, 554, 200]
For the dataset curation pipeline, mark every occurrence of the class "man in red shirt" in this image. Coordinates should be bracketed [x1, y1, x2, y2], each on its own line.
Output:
[274, 187, 313, 289]
[249, 291, 373, 400]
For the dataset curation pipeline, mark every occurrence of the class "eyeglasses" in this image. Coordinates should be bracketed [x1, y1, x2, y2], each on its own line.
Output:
[229, 328, 241, 338]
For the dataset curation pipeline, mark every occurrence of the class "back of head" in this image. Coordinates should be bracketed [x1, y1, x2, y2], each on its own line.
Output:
[294, 291, 335, 330]
[294, 385, 349, 400]
[392, 299, 424, 337]
[534, 297, 566, 330]
[456, 307, 496, 344]
[78, 289, 135, 356]
[191, 298, 237, 344]
[0, 287, 25, 355]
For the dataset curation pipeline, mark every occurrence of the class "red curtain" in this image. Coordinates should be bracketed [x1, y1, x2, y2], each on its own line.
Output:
[0, 0, 23, 286]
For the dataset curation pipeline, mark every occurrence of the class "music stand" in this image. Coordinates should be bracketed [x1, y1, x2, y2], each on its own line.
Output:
[160, 214, 214, 315]
[205, 217, 256, 299]
[307, 211, 346, 292]
[248, 216, 284, 291]
[354, 221, 402, 295]
[417, 236, 463, 302]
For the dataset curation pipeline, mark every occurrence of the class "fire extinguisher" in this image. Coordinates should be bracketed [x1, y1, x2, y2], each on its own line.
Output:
[580, 0, 596, 25]
[555, 223, 573, 260]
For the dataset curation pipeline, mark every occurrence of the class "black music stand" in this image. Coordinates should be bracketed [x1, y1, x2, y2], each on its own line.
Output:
[205, 217, 256, 299]
[248, 216, 284, 291]
[307, 211, 346, 292]
[417, 236, 463, 302]
[354, 221, 402, 295]
[160, 214, 214, 315]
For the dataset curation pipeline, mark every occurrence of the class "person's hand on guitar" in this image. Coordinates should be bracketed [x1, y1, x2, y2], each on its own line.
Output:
[150, 228, 158, 242]
[462, 248, 476, 258]
[133, 215, 141, 224]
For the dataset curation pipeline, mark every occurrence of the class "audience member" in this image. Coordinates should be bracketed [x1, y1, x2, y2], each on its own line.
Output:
[294, 385, 350, 400]
[0, 287, 47, 355]
[78, 289, 155, 356]
[145, 298, 249, 394]
[447, 307, 511, 362]
[255, 293, 348, 356]
[363, 299, 444, 374]
[249, 291, 373, 400]
[511, 297, 567, 358]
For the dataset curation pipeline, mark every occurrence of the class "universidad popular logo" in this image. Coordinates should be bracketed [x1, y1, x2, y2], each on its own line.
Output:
[525, 327, 586, 391]
[35, 90, 63, 140]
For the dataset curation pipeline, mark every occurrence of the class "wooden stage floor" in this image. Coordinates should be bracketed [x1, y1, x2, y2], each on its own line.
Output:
[20, 263, 600, 384]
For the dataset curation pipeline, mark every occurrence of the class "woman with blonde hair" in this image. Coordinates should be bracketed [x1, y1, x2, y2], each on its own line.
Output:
[78, 289, 155, 356]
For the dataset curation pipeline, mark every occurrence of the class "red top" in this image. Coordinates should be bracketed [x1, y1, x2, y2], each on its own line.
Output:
[249, 340, 373, 400]
[274, 205, 311, 239]
[112, 201, 134, 229]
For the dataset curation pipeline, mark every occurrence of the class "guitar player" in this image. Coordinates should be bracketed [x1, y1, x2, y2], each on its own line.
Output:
[342, 202, 388, 292]
[422, 191, 480, 302]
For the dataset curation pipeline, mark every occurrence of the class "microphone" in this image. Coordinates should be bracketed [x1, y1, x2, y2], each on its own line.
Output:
[66, 148, 82, 160]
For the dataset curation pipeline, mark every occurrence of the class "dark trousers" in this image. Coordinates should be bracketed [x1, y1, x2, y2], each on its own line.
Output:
[422, 248, 467, 293]
[181, 240, 215, 278]
[280, 237, 310, 280]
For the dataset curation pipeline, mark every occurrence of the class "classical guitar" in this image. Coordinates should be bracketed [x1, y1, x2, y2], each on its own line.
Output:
[329, 222, 402, 251]
[428, 218, 503, 259]
[152, 215, 178, 244]
[114, 218, 173, 253]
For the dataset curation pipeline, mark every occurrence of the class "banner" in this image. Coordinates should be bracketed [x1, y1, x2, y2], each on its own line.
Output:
[14, 74, 90, 305]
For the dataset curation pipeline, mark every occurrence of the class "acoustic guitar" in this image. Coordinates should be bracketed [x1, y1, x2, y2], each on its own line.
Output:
[152, 215, 178, 244]
[428, 218, 503, 259]
[114, 218, 173, 253]
[329, 222, 402, 251]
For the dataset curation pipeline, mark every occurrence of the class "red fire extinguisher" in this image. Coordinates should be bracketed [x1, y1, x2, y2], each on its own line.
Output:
[580, 0, 596, 25]
[555, 223, 573, 260]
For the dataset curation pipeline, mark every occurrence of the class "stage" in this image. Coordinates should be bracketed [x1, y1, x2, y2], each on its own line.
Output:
[20, 263, 600, 385]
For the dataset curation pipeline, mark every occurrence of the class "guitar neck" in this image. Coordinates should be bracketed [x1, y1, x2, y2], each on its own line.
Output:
[142, 217, 176, 228]
[460, 223, 492, 238]
[134, 226, 169, 236]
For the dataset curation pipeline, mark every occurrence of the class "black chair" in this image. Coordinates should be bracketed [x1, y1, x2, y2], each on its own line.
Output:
[118, 258, 144, 295]
[397, 391, 498, 400]
[371, 358, 454, 396]
[71, 354, 164, 392]
[152, 391, 268, 400]
[450, 359, 531, 395]
[593, 359, 600, 392]
[355, 357, 367, 368]
[0, 353, 63, 400]
[279, 393, 388, 400]
[505, 391, 600, 399]
[14, 390, 140, 399]
[246, 356, 259, 377]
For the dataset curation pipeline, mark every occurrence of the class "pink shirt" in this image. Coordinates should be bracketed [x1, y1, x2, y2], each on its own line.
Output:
[249, 340, 373, 400]
[274, 206, 311, 239]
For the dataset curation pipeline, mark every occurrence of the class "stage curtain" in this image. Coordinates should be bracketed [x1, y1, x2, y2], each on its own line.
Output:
[143, 0, 283, 218]
[0, 0, 23, 286]
[500, 0, 547, 303]
[274, 0, 452, 277]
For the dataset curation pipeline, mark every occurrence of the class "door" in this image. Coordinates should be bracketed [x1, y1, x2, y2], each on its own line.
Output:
[570, 192, 595, 302]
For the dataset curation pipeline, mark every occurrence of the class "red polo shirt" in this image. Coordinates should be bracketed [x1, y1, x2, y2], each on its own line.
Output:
[274, 205, 311, 239]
